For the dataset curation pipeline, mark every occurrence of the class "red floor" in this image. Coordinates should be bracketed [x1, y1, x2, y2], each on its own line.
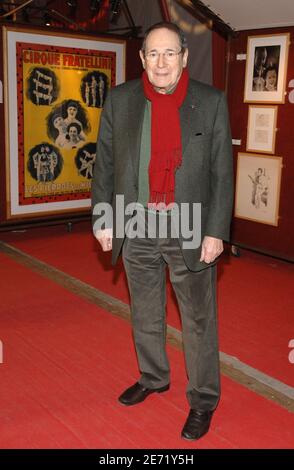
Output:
[1, 221, 294, 388]
[0, 250, 293, 448]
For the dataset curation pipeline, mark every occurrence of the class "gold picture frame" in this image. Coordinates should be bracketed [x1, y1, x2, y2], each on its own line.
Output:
[246, 105, 278, 154]
[235, 152, 282, 226]
[244, 33, 290, 104]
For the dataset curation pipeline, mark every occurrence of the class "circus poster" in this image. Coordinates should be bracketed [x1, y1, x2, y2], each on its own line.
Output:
[3, 27, 125, 218]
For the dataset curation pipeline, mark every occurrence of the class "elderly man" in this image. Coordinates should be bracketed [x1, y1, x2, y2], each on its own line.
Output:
[92, 22, 233, 441]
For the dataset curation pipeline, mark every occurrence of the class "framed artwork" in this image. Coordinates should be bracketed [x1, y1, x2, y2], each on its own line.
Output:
[235, 152, 282, 226]
[244, 33, 290, 103]
[3, 26, 125, 219]
[246, 105, 278, 154]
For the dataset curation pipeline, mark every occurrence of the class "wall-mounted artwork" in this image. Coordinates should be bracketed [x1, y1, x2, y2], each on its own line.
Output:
[235, 152, 282, 226]
[3, 26, 125, 219]
[246, 105, 278, 154]
[244, 33, 290, 103]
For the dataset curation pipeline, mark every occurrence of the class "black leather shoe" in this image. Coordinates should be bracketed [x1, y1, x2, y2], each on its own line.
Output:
[118, 382, 170, 406]
[181, 409, 213, 441]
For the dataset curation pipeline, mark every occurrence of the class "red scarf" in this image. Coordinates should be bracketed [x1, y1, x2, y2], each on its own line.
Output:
[142, 68, 189, 209]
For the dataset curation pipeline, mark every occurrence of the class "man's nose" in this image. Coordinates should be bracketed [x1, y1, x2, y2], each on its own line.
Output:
[157, 53, 166, 67]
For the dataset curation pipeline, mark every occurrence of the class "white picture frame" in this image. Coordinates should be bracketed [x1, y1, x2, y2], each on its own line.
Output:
[235, 152, 282, 226]
[246, 105, 278, 154]
[244, 33, 290, 103]
[3, 26, 125, 219]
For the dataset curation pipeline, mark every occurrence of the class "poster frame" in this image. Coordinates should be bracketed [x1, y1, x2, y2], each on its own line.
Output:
[3, 25, 125, 219]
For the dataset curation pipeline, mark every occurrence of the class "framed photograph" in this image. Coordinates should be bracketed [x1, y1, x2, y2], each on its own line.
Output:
[3, 26, 125, 219]
[244, 33, 290, 103]
[246, 105, 278, 154]
[235, 153, 282, 226]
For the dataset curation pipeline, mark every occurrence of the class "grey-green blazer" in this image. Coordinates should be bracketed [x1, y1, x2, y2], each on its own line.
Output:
[92, 78, 233, 272]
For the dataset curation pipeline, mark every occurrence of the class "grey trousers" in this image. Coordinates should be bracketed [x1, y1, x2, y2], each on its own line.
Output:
[122, 213, 220, 411]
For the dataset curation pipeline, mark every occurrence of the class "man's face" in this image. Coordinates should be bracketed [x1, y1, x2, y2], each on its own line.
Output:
[140, 28, 188, 94]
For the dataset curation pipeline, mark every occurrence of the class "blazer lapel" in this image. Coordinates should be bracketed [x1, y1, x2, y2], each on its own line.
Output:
[128, 82, 146, 180]
[180, 81, 203, 155]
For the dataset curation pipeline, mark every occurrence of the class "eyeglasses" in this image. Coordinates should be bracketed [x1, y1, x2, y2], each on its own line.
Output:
[144, 50, 182, 63]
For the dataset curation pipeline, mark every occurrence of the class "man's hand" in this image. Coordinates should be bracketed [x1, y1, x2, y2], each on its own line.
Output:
[94, 228, 113, 252]
[200, 236, 223, 264]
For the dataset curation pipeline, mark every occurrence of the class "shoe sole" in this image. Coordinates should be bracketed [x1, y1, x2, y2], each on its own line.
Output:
[181, 424, 210, 441]
[118, 384, 170, 406]
[156, 384, 170, 393]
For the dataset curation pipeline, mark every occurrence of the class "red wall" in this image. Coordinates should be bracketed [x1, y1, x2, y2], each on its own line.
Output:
[0, 27, 5, 226]
[226, 28, 294, 260]
[125, 38, 142, 80]
[212, 31, 227, 91]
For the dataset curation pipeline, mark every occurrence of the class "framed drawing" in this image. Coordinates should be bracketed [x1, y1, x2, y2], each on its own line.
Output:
[244, 33, 290, 103]
[235, 153, 282, 226]
[246, 105, 278, 154]
[3, 26, 125, 219]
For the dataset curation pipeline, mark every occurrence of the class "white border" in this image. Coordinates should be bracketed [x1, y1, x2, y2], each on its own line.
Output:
[6, 30, 125, 216]
[234, 152, 282, 226]
[246, 105, 277, 154]
[244, 34, 289, 104]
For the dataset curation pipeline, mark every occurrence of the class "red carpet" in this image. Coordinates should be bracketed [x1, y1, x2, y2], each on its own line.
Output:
[0, 251, 293, 448]
[1, 221, 294, 388]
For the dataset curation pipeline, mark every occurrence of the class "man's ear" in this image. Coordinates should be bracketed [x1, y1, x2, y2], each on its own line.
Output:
[139, 50, 146, 69]
[182, 49, 188, 68]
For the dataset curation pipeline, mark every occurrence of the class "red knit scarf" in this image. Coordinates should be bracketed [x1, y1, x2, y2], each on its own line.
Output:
[142, 68, 189, 209]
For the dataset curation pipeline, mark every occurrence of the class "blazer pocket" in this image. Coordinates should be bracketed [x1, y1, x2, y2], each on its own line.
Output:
[189, 133, 213, 158]
[191, 132, 213, 142]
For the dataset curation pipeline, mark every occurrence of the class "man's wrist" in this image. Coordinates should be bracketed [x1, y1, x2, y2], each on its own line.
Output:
[95, 228, 113, 238]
